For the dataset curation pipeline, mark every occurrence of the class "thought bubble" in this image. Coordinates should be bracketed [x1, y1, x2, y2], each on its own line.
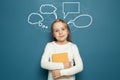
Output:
[62, 2, 80, 18]
[40, 4, 57, 14]
[28, 13, 44, 26]
[39, 4, 57, 19]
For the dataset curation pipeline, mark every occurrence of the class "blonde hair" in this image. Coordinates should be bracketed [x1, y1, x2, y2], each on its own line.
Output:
[51, 19, 72, 42]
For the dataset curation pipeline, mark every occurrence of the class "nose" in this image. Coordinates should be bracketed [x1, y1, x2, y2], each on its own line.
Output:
[59, 30, 63, 34]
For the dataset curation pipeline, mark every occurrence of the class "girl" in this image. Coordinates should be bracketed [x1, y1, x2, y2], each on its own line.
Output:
[41, 19, 83, 80]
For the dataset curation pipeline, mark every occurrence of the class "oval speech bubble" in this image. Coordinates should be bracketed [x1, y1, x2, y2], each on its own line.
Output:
[67, 14, 93, 28]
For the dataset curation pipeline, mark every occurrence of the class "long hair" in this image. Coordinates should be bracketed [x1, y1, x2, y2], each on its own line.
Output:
[51, 19, 72, 42]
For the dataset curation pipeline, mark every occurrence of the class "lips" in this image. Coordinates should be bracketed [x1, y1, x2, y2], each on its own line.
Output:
[59, 35, 64, 37]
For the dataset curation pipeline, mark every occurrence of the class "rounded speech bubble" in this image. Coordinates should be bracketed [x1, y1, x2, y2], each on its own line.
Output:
[67, 14, 93, 28]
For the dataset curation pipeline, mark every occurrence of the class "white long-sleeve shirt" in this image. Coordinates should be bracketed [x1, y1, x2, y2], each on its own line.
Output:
[41, 41, 83, 80]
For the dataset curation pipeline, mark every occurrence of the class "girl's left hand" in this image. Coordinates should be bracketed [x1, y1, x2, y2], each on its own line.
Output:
[52, 70, 61, 78]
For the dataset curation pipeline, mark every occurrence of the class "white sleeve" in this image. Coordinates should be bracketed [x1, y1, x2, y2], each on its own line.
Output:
[60, 44, 83, 76]
[41, 43, 64, 70]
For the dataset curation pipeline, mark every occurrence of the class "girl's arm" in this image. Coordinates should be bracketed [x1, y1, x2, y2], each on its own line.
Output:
[60, 44, 83, 76]
[41, 43, 64, 70]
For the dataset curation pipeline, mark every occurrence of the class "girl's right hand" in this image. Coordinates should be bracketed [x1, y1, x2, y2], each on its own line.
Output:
[63, 62, 72, 69]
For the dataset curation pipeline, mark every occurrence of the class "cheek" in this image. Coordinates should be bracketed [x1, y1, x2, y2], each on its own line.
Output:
[64, 32, 69, 38]
[66, 31, 69, 36]
[67, 32, 70, 38]
[53, 32, 58, 37]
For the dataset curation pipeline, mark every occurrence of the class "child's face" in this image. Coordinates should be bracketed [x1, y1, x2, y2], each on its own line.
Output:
[53, 22, 69, 42]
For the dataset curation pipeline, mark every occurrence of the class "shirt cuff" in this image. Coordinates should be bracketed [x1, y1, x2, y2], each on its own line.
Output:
[60, 63, 64, 69]
[60, 69, 67, 76]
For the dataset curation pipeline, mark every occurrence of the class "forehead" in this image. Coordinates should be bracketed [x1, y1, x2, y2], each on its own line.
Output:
[53, 22, 67, 29]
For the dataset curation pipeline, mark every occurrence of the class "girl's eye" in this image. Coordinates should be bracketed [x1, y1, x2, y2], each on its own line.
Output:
[55, 30, 59, 32]
[62, 28, 65, 30]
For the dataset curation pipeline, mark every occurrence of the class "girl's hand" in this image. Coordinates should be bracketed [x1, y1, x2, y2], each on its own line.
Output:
[52, 70, 61, 79]
[63, 62, 72, 69]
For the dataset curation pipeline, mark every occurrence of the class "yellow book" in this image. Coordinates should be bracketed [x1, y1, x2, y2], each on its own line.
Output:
[52, 52, 70, 78]
[52, 52, 69, 63]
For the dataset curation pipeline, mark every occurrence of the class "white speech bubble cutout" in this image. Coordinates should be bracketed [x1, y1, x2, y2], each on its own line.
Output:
[40, 4, 57, 19]
[67, 14, 93, 28]
[28, 12, 44, 27]
[62, 2, 80, 19]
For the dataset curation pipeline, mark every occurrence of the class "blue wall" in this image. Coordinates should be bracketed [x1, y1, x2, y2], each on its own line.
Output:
[0, 0, 120, 80]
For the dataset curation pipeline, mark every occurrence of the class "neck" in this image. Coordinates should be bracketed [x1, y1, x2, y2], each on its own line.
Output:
[55, 40, 68, 45]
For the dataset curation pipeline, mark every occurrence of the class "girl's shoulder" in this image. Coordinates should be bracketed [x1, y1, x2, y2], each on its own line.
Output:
[45, 42, 53, 46]
[67, 42, 77, 46]
[68, 42, 79, 50]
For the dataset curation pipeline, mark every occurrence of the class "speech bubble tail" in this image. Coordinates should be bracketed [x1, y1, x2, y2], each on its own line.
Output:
[67, 20, 74, 24]
[38, 21, 43, 27]
[63, 12, 68, 19]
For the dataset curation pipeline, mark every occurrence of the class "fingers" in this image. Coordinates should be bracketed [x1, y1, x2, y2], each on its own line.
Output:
[63, 62, 72, 69]
[52, 62, 72, 78]
[52, 70, 61, 79]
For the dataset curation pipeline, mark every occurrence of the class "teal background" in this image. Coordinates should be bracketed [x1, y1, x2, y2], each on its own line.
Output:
[0, 0, 120, 80]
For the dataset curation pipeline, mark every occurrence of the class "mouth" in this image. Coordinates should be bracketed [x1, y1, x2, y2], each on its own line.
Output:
[59, 35, 64, 37]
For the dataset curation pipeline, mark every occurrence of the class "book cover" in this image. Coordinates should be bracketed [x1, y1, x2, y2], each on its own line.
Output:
[52, 52, 69, 63]
[52, 52, 70, 78]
